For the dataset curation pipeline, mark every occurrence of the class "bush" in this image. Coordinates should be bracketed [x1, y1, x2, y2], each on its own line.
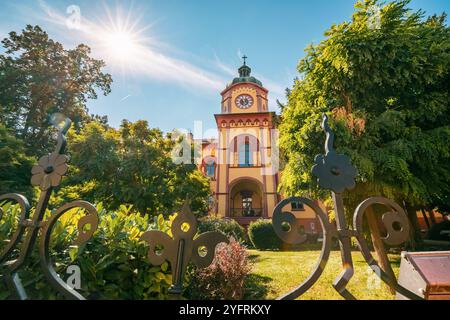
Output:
[0, 202, 173, 300]
[185, 238, 251, 300]
[247, 219, 282, 250]
[198, 217, 247, 245]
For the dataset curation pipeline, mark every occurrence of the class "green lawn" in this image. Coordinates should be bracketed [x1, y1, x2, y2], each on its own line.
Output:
[244, 249, 401, 300]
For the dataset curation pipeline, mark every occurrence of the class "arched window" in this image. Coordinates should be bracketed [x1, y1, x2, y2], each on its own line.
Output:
[238, 137, 252, 167]
[205, 160, 216, 179]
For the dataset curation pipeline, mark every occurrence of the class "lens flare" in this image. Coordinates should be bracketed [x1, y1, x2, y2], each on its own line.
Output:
[94, 3, 151, 72]
[104, 31, 139, 61]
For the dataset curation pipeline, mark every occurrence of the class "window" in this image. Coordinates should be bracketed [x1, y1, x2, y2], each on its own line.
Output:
[291, 201, 305, 211]
[205, 161, 216, 179]
[310, 222, 316, 234]
[238, 139, 252, 167]
[241, 191, 253, 217]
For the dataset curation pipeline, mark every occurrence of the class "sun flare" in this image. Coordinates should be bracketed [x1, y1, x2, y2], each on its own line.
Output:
[93, 4, 152, 71]
[104, 31, 139, 61]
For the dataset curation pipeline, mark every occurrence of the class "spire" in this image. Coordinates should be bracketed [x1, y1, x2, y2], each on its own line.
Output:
[238, 54, 251, 77]
[228, 55, 263, 87]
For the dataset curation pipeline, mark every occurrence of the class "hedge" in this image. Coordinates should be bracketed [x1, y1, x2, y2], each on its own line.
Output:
[247, 219, 282, 250]
[0, 202, 173, 299]
[198, 217, 247, 245]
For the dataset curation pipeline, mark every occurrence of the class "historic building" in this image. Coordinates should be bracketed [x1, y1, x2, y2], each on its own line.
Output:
[195, 60, 449, 239]
[198, 59, 321, 231]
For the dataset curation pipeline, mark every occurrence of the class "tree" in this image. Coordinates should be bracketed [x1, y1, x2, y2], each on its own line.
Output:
[0, 25, 112, 155]
[0, 124, 35, 199]
[279, 0, 450, 245]
[56, 120, 211, 215]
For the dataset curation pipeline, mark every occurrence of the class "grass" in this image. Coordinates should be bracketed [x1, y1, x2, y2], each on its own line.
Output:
[244, 249, 401, 300]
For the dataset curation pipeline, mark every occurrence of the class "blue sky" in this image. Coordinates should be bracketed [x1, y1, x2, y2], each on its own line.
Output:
[0, 0, 448, 138]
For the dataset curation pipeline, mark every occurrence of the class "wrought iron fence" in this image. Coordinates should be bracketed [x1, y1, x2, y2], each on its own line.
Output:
[271, 114, 422, 300]
[231, 208, 263, 218]
[0, 119, 227, 300]
[0, 114, 423, 300]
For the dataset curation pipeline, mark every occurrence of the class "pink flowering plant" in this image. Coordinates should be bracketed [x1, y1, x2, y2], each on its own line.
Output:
[185, 238, 252, 300]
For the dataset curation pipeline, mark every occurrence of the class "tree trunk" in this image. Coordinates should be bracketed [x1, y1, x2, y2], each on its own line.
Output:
[366, 207, 396, 294]
[404, 202, 424, 250]
[421, 209, 431, 229]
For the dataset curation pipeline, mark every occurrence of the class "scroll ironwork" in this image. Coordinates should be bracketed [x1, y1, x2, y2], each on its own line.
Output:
[0, 119, 228, 300]
[271, 113, 422, 300]
[140, 200, 228, 295]
[0, 119, 99, 300]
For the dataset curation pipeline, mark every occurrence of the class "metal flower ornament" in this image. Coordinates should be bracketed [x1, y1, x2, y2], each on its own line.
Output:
[271, 113, 422, 300]
[0, 118, 99, 300]
[140, 200, 228, 296]
[311, 115, 357, 193]
[31, 153, 68, 191]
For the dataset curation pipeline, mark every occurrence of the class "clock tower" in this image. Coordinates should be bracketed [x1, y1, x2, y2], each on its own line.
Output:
[200, 58, 280, 227]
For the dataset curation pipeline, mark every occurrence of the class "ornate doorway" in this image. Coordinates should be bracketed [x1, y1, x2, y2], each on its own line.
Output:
[228, 178, 264, 226]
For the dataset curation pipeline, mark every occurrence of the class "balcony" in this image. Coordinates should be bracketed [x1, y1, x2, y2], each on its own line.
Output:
[230, 207, 263, 219]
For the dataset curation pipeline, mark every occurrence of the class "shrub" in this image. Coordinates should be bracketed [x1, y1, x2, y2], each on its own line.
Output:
[247, 219, 282, 250]
[0, 202, 173, 300]
[185, 238, 252, 300]
[198, 217, 247, 245]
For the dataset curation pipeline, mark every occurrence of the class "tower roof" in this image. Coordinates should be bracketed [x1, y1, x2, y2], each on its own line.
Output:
[228, 56, 263, 87]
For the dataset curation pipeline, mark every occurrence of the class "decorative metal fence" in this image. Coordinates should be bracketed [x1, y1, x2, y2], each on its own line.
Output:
[0, 115, 423, 300]
[271, 114, 421, 300]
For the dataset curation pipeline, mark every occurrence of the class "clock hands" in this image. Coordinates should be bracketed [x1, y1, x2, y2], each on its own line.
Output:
[236, 94, 253, 109]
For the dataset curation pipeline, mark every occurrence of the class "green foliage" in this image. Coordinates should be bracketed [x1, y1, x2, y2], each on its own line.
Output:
[247, 220, 282, 251]
[198, 217, 248, 245]
[0, 25, 112, 155]
[0, 25, 211, 218]
[52, 120, 211, 215]
[279, 0, 450, 213]
[0, 203, 173, 300]
[0, 124, 35, 199]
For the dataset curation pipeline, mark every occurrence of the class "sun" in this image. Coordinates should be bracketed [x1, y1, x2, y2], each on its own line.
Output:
[94, 4, 151, 70]
[104, 31, 139, 61]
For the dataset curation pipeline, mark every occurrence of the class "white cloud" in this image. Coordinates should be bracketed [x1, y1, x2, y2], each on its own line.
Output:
[214, 53, 236, 77]
[13, 1, 289, 107]
[36, 0, 227, 92]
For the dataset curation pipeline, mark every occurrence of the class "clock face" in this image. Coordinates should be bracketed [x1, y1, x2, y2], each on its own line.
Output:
[235, 94, 254, 109]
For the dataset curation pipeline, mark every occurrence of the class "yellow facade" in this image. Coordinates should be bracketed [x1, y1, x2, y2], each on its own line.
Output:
[198, 62, 280, 227]
[197, 61, 323, 232]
